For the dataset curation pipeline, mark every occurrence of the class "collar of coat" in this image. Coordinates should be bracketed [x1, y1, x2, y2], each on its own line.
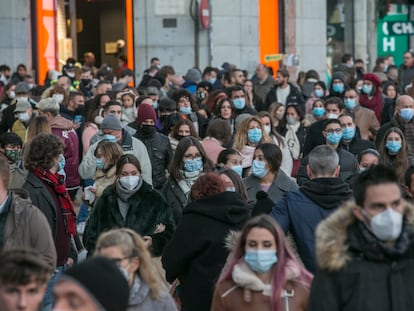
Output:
[315, 199, 414, 271]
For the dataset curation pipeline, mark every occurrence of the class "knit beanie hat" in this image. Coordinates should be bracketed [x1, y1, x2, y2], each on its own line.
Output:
[101, 114, 123, 131]
[137, 104, 156, 126]
[363, 73, 381, 87]
[60, 257, 129, 311]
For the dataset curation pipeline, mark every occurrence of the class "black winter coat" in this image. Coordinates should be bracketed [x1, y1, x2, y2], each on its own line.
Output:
[339, 135, 375, 158]
[302, 119, 326, 156]
[161, 177, 188, 225]
[263, 82, 305, 111]
[162, 191, 250, 311]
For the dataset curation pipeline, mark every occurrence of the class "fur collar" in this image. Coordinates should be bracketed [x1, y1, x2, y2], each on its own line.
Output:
[316, 199, 414, 271]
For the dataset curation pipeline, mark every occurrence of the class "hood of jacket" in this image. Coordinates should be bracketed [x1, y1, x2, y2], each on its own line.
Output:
[300, 177, 353, 209]
[184, 191, 250, 226]
[49, 115, 74, 130]
[315, 199, 414, 271]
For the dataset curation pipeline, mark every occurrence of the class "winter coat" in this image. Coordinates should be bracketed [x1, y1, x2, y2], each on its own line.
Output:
[353, 105, 380, 141]
[161, 177, 188, 225]
[270, 178, 353, 272]
[162, 191, 250, 311]
[296, 148, 357, 186]
[3, 191, 57, 270]
[308, 200, 414, 311]
[339, 134, 376, 159]
[253, 75, 276, 104]
[135, 130, 173, 190]
[263, 83, 305, 112]
[302, 119, 325, 157]
[84, 181, 175, 256]
[244, 170, 298, 205]
[93, 165, 117, 204]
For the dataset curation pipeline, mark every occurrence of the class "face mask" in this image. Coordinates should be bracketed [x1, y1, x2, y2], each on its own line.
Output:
[362, 84, 373, 95]
[18, 112, 30, 122]
[313, 107, 325, 117]
[197, 92, 206, 100]
[53, 94, 64, 104]
[230, 165, 243, 177]
[233, 98, 246, 110]
[386, 140, 402, 154]
[225, 186, 236, 192]
[326, 113, 339, 119]
[344, 98, 356, 110]
[247, 128, 262, 144]
[153, 101, 159, 110]
[286, 116, 297, 125]
[96, 158, 104, 170]
[102, 134, 117, 142]
[244, 249, 277, 273]
[342, 127, 355, 140]
[326, 132, 342, 145]
[252, 160, 269, 178]
[179, 106, 192, 115]
[209, 77, 216, 85]
[58, 155, 65, 171]
[358, 166, 367, 173]
[140, 124, 155, 137]
[67, 72, 75, 78]
[4, 149, 20, 163]
[264, 125, 271, 135]
[314, 89, 324, 98]
[9, 91, 15, 99]
[400, 108, 414, 121]
[19, 97, 28, 101]
[27, 83, 34, 90]
[332, 83, 344, 94]
[119, 175, 140, 190]
[183, 157, 203, 172]
[81, 79, 91, 85]
[364, 208, 403, 241]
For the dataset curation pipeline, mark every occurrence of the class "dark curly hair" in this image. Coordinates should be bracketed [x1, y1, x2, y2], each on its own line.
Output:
[24, 134, 64, 171]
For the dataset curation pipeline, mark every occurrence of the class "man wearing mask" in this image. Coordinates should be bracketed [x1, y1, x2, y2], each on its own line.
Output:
[309, 164, 414, 311]
[134, 104, 172, 190]
[79, 67, 94, 99]
[328, 71, 348, 99]
[11, 98, 33, 143]
[376, 95, 414, 157]
[0, 133, 26, 189]
[229, 85, 256, 116]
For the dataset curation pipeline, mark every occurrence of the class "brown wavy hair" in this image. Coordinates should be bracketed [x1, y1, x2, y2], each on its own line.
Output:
[24, 133, 64, 171]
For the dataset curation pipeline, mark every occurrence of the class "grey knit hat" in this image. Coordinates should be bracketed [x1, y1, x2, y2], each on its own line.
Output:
[101, 114, 123, 131]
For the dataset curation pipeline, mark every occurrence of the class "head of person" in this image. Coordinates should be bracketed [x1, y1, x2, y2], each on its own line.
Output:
[252, 143, 282, 179]
[3, 83, 16, 100]
[136, 104, 157, 138]
[206, 119, 231, 146]
[403, 50, 414, 67]
[95, 80, 112, 95]
[144, 86, 160, 107]
[57, 75, 72, 93]
[53, 257, 129, 311]
[13, 98, 33, 125]
[100, 114, 124, 143]
[103, 100, 122, 120]
[202, 66, 218, 85]
[205, 89, 227, 115]
[0, 248, 52, 311]
[16, 64, 27, 78]
[324, 97, 345, 119]
[275, 69, 289, 87]
[284, 104, 304, 125]
[214, 97, 235, 120]
[14, 82, 30, 99]
[24, 133, 64, 174]
[217, 149, 243, 177]
[234, 116, 269, 148]
[169, 136, 213, 180]
[189, 172, 226, 201]
[380, 127, 406, 158]
[229, 85, 246, 111]
[218, 215, 312, 310]
[338, 112, 356, 142]
[0, 133, 23, 164]
[323, 119, 343, 147]
[171, 89, 196, 116]
[49, 85, 68, 105]
[216, 167, 249, 201]
[382, 81, 398, 99]
[37, 98, 60, 121]
[255, 64, 269, 81]
[312, 98, 326, 119]
[396, 95, 414, 123]
[95, 228, 163, 299]
[313, 81, 327, 98]
[343, 88, 360, 111]
[94, 141, 123, 171]
[352, 164, 404, 242]
[68, 91, 85, 112]
[171, 119, 198, 140]
[229, 69, 245, 86]
[362, 73, 381, 96]
[114, 154, 142, 191]
[26, 115, 52, 143]
[268, 103, 285, 124]
[244, 79, 253, 95]
[257, 111, 277, 136]
[120, 91, 136, 109]
[358, 148, 380, 173]
[330, 72, 347, 95]
[307, 145, 339, 179]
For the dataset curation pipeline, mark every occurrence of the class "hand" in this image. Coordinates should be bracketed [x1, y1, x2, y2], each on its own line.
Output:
[143, 236, 153, 248]
[153, 223, 166, 234]
[89, 186, 97, 193]
[66, 257, 74, 267]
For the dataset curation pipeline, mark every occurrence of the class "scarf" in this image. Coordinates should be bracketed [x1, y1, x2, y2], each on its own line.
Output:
[178, 170, 200, 197]
[33, 167, 77, 236]
[285, 121, 301, 160]
[359, 91, 383, 123]
[240, 145, 256, 168]
[391, 116, 414, 157]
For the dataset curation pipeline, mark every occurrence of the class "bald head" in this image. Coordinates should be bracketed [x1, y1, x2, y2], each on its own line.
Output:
[256, 64, 269, 80]
[397, 95, 414, 109]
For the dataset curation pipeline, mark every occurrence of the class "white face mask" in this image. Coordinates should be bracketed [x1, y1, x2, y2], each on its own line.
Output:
[327, 113, 339, 119]
[53, 94, 64, 104]
[264, 125, 271, 135]
[363, 208, 403, 241]
[9, 91, 15, 99]
[18, 112, 30, 122]
[119, 175, 140, 190]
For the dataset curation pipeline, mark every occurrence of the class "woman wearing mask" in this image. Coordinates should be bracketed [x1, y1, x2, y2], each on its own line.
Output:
[359, 73, 383, 123]
[96, 228, 178, 311]
[169, 119, 199, 153]
[379, 127, 412, 185]
[217, 168, 250, 203]
[282, 104, 308, 177]
[211, 215, 312, 311]
[258, 111, 293, 176]
[163, 173, 250, 311]
[268, 103, 285, 134]
[243, 143, 298, 204]
[305, 98, 326, 125]
[162, 136, 213, 224]
[217, 148, 243, 177]
[84, 154, 175, 257]
[233, 116, 273, 177]
[0, 83, 16, 111]
[48, 86, 68, 106]
[304, 81, 327, 115]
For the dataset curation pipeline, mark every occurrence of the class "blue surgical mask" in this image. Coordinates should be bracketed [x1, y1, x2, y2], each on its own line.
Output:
[58, 155, 65, 171]
[233, 98, 246, 110]
[225, 186, 236, 192]
[247, 128, 262, 144]
[286, 116, 297, 125]
[252, 160, 269, 178]
[326, 132, 342, 145]
[342, 127, 355, 140]
[183, 157, 203, 172]
[179, 106, 192, 115]
[386, 140, 402, 154]
[313, 107, 325, 117]
[244, 249, 277, 273]
[362, 84, 372, 95]
[400, 108, 414, 122]
[153, 101, 159, 110]
[344, 98, 356, 110]
[314, 89, 324, 98]
[230, 165, 243, 177]
[96, 158, 104, 170]
[209, 77, 216, 85]
[102, 134, 117, 142]
[332, 83, 344, 94]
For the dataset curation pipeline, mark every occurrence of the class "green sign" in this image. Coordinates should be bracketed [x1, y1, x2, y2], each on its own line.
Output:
[384, 21, 414, 35]
[264, 54, 283, 62]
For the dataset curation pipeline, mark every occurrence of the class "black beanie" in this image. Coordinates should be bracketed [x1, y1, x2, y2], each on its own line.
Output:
[61, 257, 130, 311]
[251, 191, 276, 217]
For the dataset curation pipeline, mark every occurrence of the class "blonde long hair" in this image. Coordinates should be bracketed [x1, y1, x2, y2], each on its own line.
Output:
[233, 116, 272, 151]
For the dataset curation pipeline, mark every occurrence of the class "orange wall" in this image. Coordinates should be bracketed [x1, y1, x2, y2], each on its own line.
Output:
[259, 0, 280, 75]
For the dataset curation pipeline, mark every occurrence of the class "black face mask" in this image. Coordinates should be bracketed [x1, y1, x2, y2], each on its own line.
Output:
[140, 124, 155, 137]
[81, 79, 91, 86]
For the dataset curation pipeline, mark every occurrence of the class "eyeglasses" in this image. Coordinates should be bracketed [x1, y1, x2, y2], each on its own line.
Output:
[325, 128, 342, 134]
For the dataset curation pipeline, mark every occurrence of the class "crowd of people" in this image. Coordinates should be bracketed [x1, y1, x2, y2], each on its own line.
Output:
[0, 50, 413, 310]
